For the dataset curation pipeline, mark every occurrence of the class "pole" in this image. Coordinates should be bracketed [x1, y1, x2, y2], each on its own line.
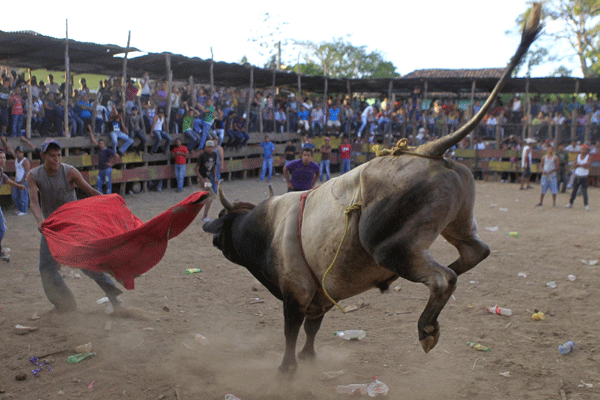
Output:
[571, 79, 579, 141]
[245, 66, 254, 133]
[165, 53, 172, 132]
[64, 19, 70, 138]
[210, 47, 214, 99]
[272, 71, 276, 133]
[121, 30, 131, 116]
[524, 78, 530, 138]
[277, 41, 281, 71]
[469, 80, 476, 120]
[26, 69, 32, 138]
[189, 75, 197, 108]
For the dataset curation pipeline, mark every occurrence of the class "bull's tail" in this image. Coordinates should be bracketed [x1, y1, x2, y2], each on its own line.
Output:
[415, 3, 542, 158]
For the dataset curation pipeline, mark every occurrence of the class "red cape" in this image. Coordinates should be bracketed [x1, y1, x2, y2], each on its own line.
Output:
[42, 192, 210, 290]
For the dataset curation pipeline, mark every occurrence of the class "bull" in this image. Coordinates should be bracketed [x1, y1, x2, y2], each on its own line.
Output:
[203, 5, 542, 374]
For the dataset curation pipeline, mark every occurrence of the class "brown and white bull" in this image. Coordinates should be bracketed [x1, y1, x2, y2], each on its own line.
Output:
[203, 5, 541, 374]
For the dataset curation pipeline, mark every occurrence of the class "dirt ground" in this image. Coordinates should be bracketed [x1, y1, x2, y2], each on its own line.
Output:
[0, 173, 599, 400]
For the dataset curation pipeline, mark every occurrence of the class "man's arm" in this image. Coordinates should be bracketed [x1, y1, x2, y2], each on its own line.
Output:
[0, 137, 15, 158]
[27, 172, 44, 232]
[311, 170, 319, 188]
[283, 165, 292, 190]
[67, 168, 102, 197]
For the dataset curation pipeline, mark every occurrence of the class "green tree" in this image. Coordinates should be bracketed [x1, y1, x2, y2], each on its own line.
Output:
[512, 0, 600, 77]
[298, 37, 399, 79]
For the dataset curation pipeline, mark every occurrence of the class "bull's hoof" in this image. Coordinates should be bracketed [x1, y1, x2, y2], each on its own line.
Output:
[420, 330, 440, 353]
[278, 362, 298, 375]
[298, 349, 316, 361]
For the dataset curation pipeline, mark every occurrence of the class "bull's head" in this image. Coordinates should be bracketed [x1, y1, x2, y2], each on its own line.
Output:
[202, 182, 255, 262]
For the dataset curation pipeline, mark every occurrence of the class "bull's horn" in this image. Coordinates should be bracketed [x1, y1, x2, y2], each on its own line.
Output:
[268, 185, 274, 198]
[217, 180, 233, 211]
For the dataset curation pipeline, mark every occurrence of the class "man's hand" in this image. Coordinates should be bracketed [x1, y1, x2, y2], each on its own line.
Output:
[287, 181, 293, 190]
[37, 220, 44, 234]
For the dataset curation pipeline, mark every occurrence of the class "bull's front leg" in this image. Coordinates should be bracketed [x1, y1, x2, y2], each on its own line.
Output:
[279, 292, 305, 374]
[442, 219, 490, 276]
[298, 315, 324, 360]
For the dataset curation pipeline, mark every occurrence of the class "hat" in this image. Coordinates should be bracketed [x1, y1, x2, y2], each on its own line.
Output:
[40, 139, 61, 153]
[581, 144, 589, 150]
[289, 93, 296, 98]
[205, 140, 215, 148]
[524, 138, 536, 144]
[14, 146, 24, 152]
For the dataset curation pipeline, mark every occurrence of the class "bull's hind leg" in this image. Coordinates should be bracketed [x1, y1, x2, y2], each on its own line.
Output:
[372, 245, 457, 354]
[442, 217, 490, 276]
[298, 315, 324, 360]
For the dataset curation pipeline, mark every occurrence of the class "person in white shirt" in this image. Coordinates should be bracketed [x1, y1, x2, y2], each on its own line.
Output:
[536, 145, 559, 207]
[520, 138, 535, 190]
[357, 105, 378, 139]
[566, 144, 590, 210]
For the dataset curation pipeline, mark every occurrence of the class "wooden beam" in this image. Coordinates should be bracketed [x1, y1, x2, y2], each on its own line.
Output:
[524, 78, 530, 138]
[121, 30, 131, 118]
[64, 19, 70, 138]
[571, 79, 579, 141]
[469, 80, 476, 120]
[26, 69, 32, 138]
[245, 66, 254, 133]
[165, 53, 172, 132]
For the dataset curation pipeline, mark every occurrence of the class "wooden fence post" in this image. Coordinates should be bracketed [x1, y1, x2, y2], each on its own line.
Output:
[245, 67, 253, 133]
[64, 19, 70, 138]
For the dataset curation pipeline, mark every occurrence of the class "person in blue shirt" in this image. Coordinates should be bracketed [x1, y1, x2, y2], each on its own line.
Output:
[297, 105, 310, 134]
[260, 135, 275, 182]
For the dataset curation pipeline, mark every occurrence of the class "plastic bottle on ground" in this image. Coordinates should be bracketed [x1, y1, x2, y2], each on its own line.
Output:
[486, 305, 512, 316]
[334, 383, 368, 395]
[185, 268, 202, 275]
[367, 377, 389, 397]
[224, 394, 241, 400]
[466, 341, 491, 351]
[558, 341, 575, 355]
[334, 330, 366, 340]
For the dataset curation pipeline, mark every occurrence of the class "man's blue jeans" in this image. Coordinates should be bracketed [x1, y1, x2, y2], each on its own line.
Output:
[184, 129, 201, 151]
[110, 130, 134, 154]
[97, 167, 113, 194]
[11, 114, 23, 137]
[320, 160, 330, 181]
[151, 130, 171, 153]
[175, 164, 186, 191]
[12, 181, 28, 213]
[39, 236, 122, 312]
[341, 159, 351, 174]
[261, 157, 273, 181]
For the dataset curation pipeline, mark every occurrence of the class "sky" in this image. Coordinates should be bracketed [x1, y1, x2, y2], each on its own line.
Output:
[2, 0, 581, 78]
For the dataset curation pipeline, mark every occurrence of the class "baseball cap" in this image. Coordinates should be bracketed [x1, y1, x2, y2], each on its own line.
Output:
[205, 140, 215, 148]
[14, 146, 24, 152]
[41, 139, 61, 153]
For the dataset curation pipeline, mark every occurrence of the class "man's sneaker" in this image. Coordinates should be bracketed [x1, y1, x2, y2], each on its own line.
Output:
[202, 217, 212, 222]
[585, 205, 590, 211]
[105, 295, 125, 315]
[0, 251, 9, 261]
[565, 203, 572, 208]
[17, 212, 27, 216]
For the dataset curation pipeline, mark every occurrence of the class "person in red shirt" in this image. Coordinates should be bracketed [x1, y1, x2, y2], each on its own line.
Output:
[339, 136, 352, 174]
[9, 86, 24, 137]
[171, 138, 189, 192]
[125, 79, 139, 114]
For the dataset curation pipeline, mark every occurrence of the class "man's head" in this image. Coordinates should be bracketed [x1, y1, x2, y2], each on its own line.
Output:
[546, 145, 554, 155]
[581, 144, 589, 154]
[264, 135, 270, 142]
[131, 106, 138, 115]
[324, 136, 330, 143]
[41, 139, 62, 172]
[342, 136, 348, 143]
[15, 146, 24, 159]
[301, 148, 313, 165]
[205, 140, 215, 153]
[175, 138, 182, 147]
[98, 139, 106, 149]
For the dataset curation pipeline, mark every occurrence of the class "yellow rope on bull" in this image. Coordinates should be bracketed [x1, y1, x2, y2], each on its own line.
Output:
[373, 138, 443, 160]
[321, 201, 362, 313]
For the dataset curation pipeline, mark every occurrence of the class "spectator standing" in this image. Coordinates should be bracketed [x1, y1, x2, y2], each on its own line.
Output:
[260, 135, 275, 182]
[171, 138, 188, 192]
[92, 138, 121, 194]
[139, 72, 151, 105]
[9, 86, 24, 137]
[319, 136, 332, 182]
[297, 105, 310, 134]
[197, 98, 216, 148]
[536, 145, 559, 207]
[1, 137, 30, 215]
[194, 140, 217, 222]
[339, 136, 352, 174]
[284, 140, 297, 163]
[519, 138, 534, 190]
[0, 149, 25, 259]
[556, 142, 569, 193]
[46, 74, 59, 94]
[151, 108, 171, 154]
[283, 147, 319, 192]
[27, 139, 123, 313]
[124, 79, 138, 114]
[287, 94, 298, 132]
[565, 144, 591, 210]
[310, 104, 324, 137]
[301, 135, 315, 151]
[0, 73, 13, 137]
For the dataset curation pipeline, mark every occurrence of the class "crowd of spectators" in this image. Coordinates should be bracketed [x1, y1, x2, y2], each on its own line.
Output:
[2, 66, 600, 153]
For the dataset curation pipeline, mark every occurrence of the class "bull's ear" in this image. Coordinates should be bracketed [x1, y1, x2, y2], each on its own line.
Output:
[203, 217, 225, 234]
